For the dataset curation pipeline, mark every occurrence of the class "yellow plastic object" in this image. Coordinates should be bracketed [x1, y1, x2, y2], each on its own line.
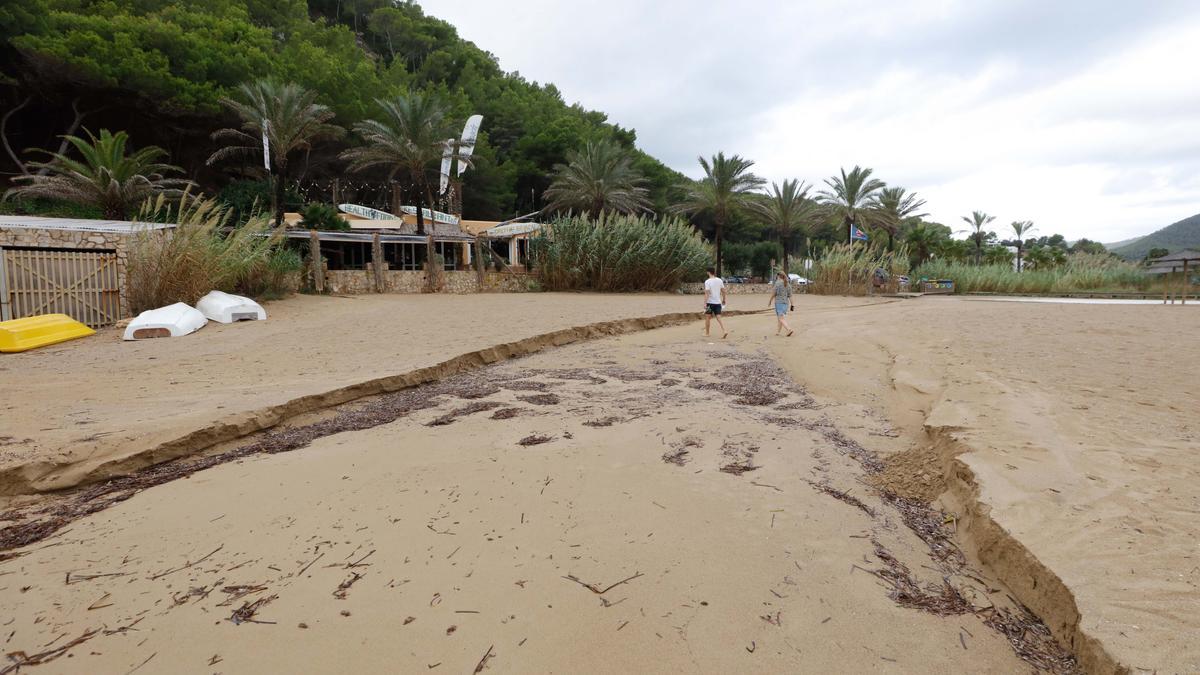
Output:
[0, 314, 95, 353]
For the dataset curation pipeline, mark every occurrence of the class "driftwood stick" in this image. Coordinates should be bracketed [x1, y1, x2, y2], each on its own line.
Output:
[562, 571, 643, 595]
[148, 545, 223, 580]
[472, 644, 494, 673]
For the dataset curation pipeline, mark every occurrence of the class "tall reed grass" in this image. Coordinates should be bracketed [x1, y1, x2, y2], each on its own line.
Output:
[810, 243, 910, 295]
[913, 254, 1152, 294]
[532, 213, 711, 292]
[127, 192, 294, 313]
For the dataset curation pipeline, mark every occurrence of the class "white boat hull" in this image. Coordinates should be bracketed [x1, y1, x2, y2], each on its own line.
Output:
[196, 291, 266, 324]
[123, 302, 208, 340]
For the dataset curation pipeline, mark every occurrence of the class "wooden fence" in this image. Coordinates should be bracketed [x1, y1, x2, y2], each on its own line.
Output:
[0, 247, 122, 327]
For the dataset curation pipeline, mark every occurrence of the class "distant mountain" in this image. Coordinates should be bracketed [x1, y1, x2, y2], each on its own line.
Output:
[1109, 213, 1200, 259]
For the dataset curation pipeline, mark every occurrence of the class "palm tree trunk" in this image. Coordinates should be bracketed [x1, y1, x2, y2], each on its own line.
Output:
[715, 218, 724, 277]
[273, 169, 287, 227]
[780, 231, 789, 276]
[1, 95, 32, 176]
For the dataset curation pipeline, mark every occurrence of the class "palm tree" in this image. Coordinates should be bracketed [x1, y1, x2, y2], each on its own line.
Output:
[3, 129, 189, 220]
[543, 139, 652, 217]
[1009, 220, 1036, 271]
[818, 166, 886, 245]
[208, 80, 343, 227]
[961, 211, 996, 265]
[870, 186, 927, 250]
[904, 222, 940, 268]
[752, 179, 816, 275]
[671, 152, 765, 275]
[340, 92, 451, 236]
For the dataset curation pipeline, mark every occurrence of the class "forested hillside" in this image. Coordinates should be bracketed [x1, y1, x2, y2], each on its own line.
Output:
[1109, 213, 1200, 260]
[0, 0, 683, 219]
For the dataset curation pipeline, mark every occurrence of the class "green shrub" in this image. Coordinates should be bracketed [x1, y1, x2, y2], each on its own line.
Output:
[810, 243, 909, 295]
[913, 254, 1152, 294]
[532, 213, 711, 292]
[0, 196, 106, 220]
[238, 246, 304, 299]
[127, 192, 287, 313]
[299, 203, 348, 230]
[216, 179, 302, 225]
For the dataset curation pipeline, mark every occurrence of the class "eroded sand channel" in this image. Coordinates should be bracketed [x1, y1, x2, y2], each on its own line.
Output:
[1, 323, 1071, 673]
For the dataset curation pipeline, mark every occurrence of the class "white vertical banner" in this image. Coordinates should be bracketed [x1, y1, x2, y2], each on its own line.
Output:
[456, 114, 483, 176]
[262, 119, 271, 172]
[438, 138, 454, 195]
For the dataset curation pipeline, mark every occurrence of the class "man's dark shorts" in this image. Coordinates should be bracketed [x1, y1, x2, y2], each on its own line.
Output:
[705, 303, 722, 315]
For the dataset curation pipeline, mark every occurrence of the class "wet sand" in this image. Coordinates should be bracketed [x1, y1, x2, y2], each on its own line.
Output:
[0, 323, 1034, 673]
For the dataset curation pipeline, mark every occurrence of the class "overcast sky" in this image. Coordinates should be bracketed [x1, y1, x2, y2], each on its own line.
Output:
[428, 0, 1200, 242]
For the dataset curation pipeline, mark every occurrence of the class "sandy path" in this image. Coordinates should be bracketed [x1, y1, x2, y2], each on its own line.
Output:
[765, 296, 1200, 673]
[0, 321, 1032, 673]
[2, 293, 876, 496]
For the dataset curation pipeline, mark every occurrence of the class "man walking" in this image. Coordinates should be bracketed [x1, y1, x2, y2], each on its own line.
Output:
[703, 267, 728, 339]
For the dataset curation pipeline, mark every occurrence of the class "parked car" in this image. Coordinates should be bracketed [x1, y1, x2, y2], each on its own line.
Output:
[723, 276, 747, 284]
[787, 273, 809, 285]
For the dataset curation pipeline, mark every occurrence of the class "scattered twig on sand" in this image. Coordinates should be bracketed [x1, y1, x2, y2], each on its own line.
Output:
[750, 481, 782, 492]
[745, 641, 756, 653]
[806, 481, 875, 517]
[346, 550, 375, 568]
[207, 654, 222, 666]
[759, 611, 782, 626]
[562, 571, 643, 595]
[148, 544, 223, 580]
[661, 447, 690, 466]
[125, 651, 156, 674]
[229, 594, 278, 625]
[517, 394, 560, 406]
[218, 584, 268, 606]
[616, 620, 629, 631]
[518, 434, 553, 446]
[869, 543, 972, 617]
[980, 606, 1079, 673]
[426, 402, 504, 427]
[102, 617, 144, 635]
[87, 592, 113, 610]
[298, 552, 324, 577]
[489, 407, 523, 420]
[333, 573, 364, 600]
[0, 628, 99, 674]
[473, 644, 495, 673]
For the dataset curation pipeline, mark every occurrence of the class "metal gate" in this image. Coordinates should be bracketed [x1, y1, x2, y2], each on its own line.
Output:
[0, 247, 121, 327]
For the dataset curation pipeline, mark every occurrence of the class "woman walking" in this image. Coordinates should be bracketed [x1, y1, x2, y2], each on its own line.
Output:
[769, 271, 794, 336]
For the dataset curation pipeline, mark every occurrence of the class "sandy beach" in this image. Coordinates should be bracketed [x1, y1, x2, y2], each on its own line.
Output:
[2, 293, 1197, 673]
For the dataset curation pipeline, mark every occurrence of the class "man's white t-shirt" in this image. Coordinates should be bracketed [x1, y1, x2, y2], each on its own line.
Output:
[704, 277, 724, 305]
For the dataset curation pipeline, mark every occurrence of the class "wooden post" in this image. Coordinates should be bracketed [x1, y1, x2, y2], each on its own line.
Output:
[391, 184, 401, 216]
[372, 231, 384, 293]
[332, 178, 340, 206]
[1163, 266, 1171, 304]
[309, 229, 324, 293]
[0, 248, 11, 321]
[426, 233, 436, 292]
[474, 236, 485, 287]
[1182, 259, 1189, 306]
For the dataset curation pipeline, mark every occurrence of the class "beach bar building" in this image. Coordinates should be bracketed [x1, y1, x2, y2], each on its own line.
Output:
[282, 210, 537, 293]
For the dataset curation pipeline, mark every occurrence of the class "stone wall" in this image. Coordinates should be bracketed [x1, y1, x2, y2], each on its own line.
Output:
[0, 226, 133, 318]
[324, 267, 536, 295]
[679, 282, 774, 295]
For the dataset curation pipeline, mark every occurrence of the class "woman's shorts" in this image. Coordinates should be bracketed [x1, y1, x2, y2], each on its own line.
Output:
[775, 302, 789, 316]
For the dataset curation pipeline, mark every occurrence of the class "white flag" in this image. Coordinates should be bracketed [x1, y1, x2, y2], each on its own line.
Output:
[456, 114, 483, 177]
[262, 119, 270, 172]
